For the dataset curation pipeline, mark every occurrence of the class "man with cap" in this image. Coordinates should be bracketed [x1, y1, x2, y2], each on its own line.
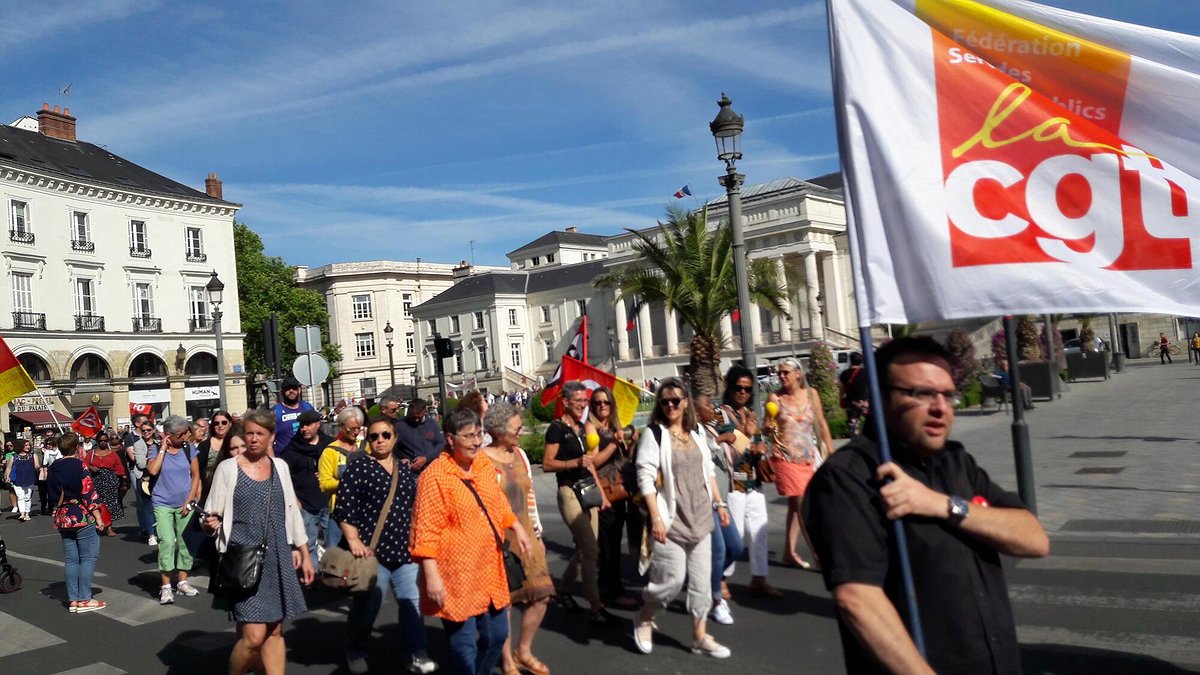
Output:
[280, 409, 334, 571]
[392, 398, 442, 472]
[274, 375, 315, 455]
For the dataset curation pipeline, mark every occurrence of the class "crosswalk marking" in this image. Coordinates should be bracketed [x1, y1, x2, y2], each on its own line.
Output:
[1018, 625, 1200, 667]
[1017, 555, 1200, 576]
[1009, 584, 1200, 612]
[90, 583, 193, 626]
[0, 610, 66, 658]
[50, 664, 127, 675]
[6, 551, 109, 577]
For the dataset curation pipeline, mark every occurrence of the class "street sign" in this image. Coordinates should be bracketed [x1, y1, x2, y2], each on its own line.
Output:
[294, 325, 322, 354]
[292, 354, 330, 387]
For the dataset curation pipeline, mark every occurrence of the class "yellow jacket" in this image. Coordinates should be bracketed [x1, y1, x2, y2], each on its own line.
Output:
[317, 442, 358, 510]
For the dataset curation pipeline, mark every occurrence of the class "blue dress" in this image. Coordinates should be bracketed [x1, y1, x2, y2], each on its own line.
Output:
[228, 468, 307, 623]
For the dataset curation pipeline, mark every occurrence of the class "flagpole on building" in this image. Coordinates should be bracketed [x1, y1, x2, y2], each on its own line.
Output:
[826, 0, 926, 655]
[633, 298, 647, 391]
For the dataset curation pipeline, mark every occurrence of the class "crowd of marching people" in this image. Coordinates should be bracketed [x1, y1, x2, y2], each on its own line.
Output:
[5, 359, 839, 675]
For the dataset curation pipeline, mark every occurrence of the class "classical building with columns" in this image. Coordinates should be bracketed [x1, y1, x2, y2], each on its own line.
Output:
[1, 105, 247, 433]
[603, 174, 858, 382]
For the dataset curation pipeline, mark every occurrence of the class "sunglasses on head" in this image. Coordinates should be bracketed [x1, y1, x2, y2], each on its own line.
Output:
[368, 431, 393, 442]
[658, 397, 683, 408]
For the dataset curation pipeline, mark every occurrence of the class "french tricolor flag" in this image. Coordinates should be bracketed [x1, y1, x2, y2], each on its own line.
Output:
[672, 184, 692, 199]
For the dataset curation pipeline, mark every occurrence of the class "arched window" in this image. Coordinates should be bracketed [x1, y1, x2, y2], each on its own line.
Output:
[71, 354, 111, 380]
[185, 353, 218, 376]
[17, 353, 51, 381]
[128, 353, 168, 379]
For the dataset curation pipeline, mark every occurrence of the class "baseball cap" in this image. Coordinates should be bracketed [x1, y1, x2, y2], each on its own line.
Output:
[297, 410, 322, 426]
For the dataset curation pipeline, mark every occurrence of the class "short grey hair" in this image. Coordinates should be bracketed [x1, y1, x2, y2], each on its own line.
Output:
[336, 406, 365, 426]
[379, 393, 401, 409]
[483, 401, 520, 437]
[162, 415, 189, 435]
[561, 381, 587, 400]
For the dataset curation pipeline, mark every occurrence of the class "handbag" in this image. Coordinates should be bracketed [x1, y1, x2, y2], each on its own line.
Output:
[319, 459, 399, 593]
[596, 440, 633, 503]
[214, 461, 273, 598]
[461, 478, 526, 593]
[571, 475, 604, 510]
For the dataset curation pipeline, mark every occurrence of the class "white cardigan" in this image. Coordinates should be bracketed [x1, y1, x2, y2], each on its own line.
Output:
[635, 423, 716, 534]
[204, 457, 308, 554]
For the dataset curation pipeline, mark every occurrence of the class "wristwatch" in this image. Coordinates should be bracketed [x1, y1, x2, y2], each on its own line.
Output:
[947, 495, 970, 526]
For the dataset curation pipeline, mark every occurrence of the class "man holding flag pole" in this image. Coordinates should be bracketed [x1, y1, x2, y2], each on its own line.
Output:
[798, 0, 1200, 670]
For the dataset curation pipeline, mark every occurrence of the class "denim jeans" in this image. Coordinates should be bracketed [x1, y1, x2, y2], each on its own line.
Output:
[134, 486, 154, 534]
[441, 605, 509, 675]
[711, 509, 744, 596]
[61, 524, 100, 602]
[300, 508, 331, 569]
[347, 562, 427, 659]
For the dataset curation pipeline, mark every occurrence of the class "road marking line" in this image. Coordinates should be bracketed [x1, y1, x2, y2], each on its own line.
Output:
[90, 583, 193, 626]
[1018, 625, 1200, 666]
[1009, 584, 1200, 612]
[51, 664, 128, 675]
[27, 532, 63, 539]
[6, 551, 108, 577]
[0, 610, 66, 658]
[1017, 556, 1200, 576]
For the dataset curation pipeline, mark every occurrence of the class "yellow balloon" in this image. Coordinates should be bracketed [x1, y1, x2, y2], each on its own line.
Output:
[765, 401, 780, 419]
[585, 432, 600, 450]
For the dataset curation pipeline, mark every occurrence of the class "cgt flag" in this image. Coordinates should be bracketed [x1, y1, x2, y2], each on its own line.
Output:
[553, 357, 643, 428]
[0, 334, 36, 407]
[540, 316, 588, 406]
[71, 405, 103, 438]
[829, 0, 1200, 325]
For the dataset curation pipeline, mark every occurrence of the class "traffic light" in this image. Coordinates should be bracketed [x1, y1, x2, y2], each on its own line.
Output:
[434, 337, 454, 359]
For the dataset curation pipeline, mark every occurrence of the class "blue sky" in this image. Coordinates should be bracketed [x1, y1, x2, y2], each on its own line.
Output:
[4, 0, 1197, 268]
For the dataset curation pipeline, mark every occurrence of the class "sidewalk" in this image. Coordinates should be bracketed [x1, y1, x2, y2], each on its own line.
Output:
[949, 359, 1200, 534]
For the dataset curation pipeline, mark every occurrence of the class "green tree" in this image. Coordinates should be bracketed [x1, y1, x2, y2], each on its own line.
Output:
[806, 341, 839, 416]
[594, 206, 788, 395]
[234, 222, 342, 387]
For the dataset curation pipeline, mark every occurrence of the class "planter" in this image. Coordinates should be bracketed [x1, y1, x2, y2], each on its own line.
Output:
[1018, 360, 1063, 400]
[1066, 351, 1110, 381]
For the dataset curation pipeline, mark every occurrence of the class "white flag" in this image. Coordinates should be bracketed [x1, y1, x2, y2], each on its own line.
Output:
[830, 0, 1200, 325]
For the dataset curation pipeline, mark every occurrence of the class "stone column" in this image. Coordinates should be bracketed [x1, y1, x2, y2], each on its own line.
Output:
[720, 314, 734, 348]
[665, 308, 680, 356]
[775, 257, 792, 343]
[638, 302, 654, 358]
[830, 250, 849, 334]
[804, 250, 825, 340]
[614, 296, 630, 361]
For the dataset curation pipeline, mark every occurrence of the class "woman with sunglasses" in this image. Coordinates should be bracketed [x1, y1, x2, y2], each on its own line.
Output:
[335, 418, 435, 675]
[765, 357, 834, 570]
[482, 402, 554, 675]
[541, 380, 616, 625]
[633, 378, 730, 659]
[591, 385, 640, 609]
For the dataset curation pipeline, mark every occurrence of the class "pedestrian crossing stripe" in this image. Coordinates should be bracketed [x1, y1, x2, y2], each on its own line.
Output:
[0, 610, 65, 658]
[90, 582, 193, 626]
[1017, 556, 1200, 576]
[50, 664, 128, 675]
[1017, 625, 1200, 668]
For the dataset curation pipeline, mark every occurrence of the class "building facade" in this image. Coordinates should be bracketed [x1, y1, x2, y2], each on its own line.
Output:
[1, 105, 247, 432]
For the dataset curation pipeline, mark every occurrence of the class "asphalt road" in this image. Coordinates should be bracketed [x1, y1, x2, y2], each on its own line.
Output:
[0, 359, 1197, 673]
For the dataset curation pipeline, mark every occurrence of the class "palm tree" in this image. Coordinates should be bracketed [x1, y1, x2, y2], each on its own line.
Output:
[594, 206, 788, 395]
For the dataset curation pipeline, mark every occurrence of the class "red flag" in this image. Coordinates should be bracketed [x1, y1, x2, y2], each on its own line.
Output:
[549, 357, 642, 427]
[129, 402, 155, 423]
[71, 405, 103, 438]
[540, 317, 589, 406]
[731, 308, 740, 322]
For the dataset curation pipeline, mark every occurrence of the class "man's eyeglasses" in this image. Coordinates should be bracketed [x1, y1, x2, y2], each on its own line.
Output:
[368, 431, 393, 442]
[568, 397, 589, 405]
[454, 431, 484, 442]
[658, 398, 683, 408]
[888, 386, 962, 407]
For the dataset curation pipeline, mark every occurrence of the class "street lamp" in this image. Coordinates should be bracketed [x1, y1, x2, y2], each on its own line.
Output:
[711, 93, 755, 371]
[383, 320, 396, 389]
[205, 270, 228, 412]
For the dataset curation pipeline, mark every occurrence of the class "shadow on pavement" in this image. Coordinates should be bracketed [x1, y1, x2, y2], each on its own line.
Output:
[1020, 643, 1195, 674]
[1047, 434, 1192, 443]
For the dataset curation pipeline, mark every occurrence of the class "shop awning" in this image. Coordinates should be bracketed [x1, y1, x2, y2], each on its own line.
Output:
[10, 409, 75, 430]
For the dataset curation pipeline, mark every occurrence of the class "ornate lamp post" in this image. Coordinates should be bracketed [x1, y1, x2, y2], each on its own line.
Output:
[384, 321, 396, 388]
[711, 93, 755, 370]
[205, 271, 228, 412]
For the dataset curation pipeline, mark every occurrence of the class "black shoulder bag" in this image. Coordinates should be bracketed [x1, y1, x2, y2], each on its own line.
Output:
[460, 478, 526, 592]
[215, 460, 273, 598]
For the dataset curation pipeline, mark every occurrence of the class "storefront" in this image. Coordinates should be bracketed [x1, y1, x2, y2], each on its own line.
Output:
[128, 387, 172, 421]
[185, 383, 221, 421]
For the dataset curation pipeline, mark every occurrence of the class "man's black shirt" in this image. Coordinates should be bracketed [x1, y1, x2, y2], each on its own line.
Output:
[280, 431, 334, 514]
[802, 435, 1025, 675]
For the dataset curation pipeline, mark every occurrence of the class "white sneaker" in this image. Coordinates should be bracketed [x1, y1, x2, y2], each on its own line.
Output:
[692, 635, 731, 659]
[709, 599, 734, 625]
[148, 535, 158, 547]
[9, 507, 17, 513]
[159, 586, 175, 605]
[175, 580, 199, 597]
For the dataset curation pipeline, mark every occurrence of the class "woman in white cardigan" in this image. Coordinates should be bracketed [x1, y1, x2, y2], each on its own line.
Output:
[202, 409, 313, 675]
[632, 378, 731, 660]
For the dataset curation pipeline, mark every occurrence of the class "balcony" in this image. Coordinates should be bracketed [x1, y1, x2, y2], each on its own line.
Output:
[71, 239, 95, 252]
[9, 230, 34, 244]
[132, 316, 162, 333]
[75, 314, 105, 331]
[12, 311, 45, 330]
[130, 246, 152, 258]
[185, 250, 207, 263]
[189, 317, 212, 332]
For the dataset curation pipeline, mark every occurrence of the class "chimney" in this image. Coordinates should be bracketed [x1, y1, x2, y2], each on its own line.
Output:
[205, 173, 223, 200]
[565, 226, 577, 233]
[36, 103, 77, 142]
[452, 261, 473, 279]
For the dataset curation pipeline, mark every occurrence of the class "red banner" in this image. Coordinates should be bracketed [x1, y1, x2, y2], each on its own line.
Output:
[72, 405, 103, 438]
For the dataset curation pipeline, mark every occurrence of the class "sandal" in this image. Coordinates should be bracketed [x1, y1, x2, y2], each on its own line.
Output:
[514, 652, 550, 675]
[554, 593, 583, 613]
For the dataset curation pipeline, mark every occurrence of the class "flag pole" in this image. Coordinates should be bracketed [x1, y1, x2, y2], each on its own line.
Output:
[34, 389, 65, 433]
[827, 0, 926, 656]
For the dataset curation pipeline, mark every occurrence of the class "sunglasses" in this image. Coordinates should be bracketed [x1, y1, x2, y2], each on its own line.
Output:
[368, 431, 393, 442]
[213, 420, 230, 426]
[591, 400, 611, 407]
[658, 398, 683, 408]
[733, 385, 753, 393]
